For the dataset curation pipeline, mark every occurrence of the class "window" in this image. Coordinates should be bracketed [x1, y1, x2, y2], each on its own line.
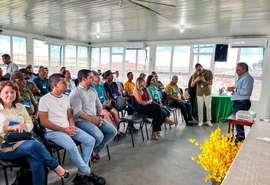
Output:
[65, 45, 76, 67]
[137, 48, 149, 71]
[125, 50, 136, 72]
[33, 39, 49, 66]
[91, 48, 100, 70]
[172, 46, 190, 73]
[155, 46, 172, 72]
[12, 37, 27, 65]
[112, 47, 124, 54]
[240, 48, 264, 101]
[78, 46, 88, 68]
[0, 35, 11, 57]
[193, 44, 214, 69]
[100, 47, 110, 72]
[50, 45, 62, 67]
[111, 54, 123, 73]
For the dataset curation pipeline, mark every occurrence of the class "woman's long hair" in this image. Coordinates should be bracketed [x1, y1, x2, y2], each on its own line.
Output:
[135, 77, 144, 95]
[146, 75, 154, 88]
[0, 81, 20, 106]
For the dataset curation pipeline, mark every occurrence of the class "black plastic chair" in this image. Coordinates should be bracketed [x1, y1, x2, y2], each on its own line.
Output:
[0, 159, 25, 185]
[115, 96, 146, 147]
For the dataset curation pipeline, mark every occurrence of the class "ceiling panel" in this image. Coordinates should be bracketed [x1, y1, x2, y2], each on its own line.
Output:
[0, 0, 270, 43]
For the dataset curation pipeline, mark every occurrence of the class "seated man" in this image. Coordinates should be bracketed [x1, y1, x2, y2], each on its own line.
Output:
[39, 73, 106, 185]
[104, 70, 134, 116]
[69, 69, 117, 162]
[165, 75, 195, 126]
[10, 72, 38, 121]
[33, 66, 50, 98]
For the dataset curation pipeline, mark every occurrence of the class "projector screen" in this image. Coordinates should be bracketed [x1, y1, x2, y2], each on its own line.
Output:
[214, 44, 228, 62]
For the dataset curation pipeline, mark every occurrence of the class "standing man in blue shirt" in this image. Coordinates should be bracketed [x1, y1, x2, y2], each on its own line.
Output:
[227, 62, 254, 142]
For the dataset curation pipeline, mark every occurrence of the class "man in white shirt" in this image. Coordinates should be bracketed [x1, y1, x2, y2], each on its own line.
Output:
[39, 73, 106, 185]
[2, 54, 19, 75]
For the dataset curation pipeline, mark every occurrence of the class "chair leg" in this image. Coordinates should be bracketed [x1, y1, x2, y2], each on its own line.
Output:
[106, 145, 111, 161]
[140, 122, 145, 142]
[3, 168, 9, 185]
[144, 122, 149, 140]
[56, 150, 62, 165]
[129, 124, 135, 147]
[62, 150, 66, 164]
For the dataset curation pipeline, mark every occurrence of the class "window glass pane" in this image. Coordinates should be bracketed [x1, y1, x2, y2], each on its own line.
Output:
[177, 74, 190, 89]
[214, 48, 238, 75]
[251, 79, 262, 101]
[0, 35, 10, 57]
[111, 55, 123, 75]
[78, 46, 88, 68]
[100, 47, 110, 71]
[112, 47, 123, 54]
[212, 76, 236, 95]
[155, 46, 171, 72]
[240, 48, 264, 77]
[125, 50, 136, 71]
[137, 48, 149, 71]
[91, 48, 100, 70]
[157, 74, 171, 87]
[65, 45, 76, 67]
[193, 44, 214, 53]
[193, 54, 212, 69]
[172, 46, 190, 73]
[12, 37, 27, 65]
[33, 39, 49, 66]
[50, 45, 61, 67]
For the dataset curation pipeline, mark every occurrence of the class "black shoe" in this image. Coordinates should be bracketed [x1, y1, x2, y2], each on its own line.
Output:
[91, 153, 100, 163]
[88, 173, 106, 185]
[73, 174, 92, 185]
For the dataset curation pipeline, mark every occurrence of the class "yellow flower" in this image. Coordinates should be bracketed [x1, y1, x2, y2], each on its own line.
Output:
[189, 128, 242, 183]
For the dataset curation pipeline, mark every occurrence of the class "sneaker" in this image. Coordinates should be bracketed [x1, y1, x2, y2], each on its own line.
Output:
[206, 121, 213, 127]
[198, 122, 203, 127]
[73, 174, 92, 185]
[88, 172, 106, 185]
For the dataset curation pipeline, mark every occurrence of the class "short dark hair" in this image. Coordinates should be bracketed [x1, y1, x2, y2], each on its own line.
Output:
[49, 73, 65, 89]
[151, 71, 157, 75]
[127, 72, 133, 77]
[2, 54, 10, 58]
[77, 69, 91, 82]
[195, 63, 202, 68]
[237, 62, 249, 71]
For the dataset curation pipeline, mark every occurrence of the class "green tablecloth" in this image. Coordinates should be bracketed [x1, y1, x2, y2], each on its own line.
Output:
[193, 95, 233, 123]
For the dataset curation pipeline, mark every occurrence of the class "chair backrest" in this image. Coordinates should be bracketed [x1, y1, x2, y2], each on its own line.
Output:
[32, 119, 47, 142]
[114, 96, 127, 111]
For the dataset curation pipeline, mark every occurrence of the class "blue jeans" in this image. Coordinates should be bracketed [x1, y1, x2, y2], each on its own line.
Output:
[45, 127, 95, 175]
[76, 120, 117, 154]
[171, 101, 193, 123]
[162, 106, 171, 118]
[0, 140, 58, 185]
[232, 100, 251, 141]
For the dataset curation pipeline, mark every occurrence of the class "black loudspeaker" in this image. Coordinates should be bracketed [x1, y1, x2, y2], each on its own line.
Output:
[214, 44, 228, 62]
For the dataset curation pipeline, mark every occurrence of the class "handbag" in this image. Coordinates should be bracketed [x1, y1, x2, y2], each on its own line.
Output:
[4, 131, 33, 143]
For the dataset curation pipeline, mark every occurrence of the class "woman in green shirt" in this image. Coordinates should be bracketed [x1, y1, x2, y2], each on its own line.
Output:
[146, 75, 175, 125]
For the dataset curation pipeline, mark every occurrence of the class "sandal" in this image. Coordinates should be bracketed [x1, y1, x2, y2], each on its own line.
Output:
[151, 132, 159, 140]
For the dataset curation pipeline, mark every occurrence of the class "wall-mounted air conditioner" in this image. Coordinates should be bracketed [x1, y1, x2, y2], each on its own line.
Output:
[230, 38, 268, 48]
[125, 42, 146, 50]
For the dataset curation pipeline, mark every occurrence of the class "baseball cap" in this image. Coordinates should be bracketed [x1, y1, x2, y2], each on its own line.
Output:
[103, 70, 115, 77]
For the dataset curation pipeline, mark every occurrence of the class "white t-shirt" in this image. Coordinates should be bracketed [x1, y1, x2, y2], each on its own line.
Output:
[39, 93, 70, 131]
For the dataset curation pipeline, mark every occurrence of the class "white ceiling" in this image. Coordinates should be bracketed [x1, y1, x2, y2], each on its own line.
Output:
[1, 0, 270, 44]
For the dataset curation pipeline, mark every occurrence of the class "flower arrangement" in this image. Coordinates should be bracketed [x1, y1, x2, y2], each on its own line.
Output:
[189, 128, 242, 183]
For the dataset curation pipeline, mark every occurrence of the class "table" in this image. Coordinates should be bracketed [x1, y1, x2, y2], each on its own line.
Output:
[221, 120, 270, 185]
[193, 95, 233, 123]
[227, 115, 254, 138]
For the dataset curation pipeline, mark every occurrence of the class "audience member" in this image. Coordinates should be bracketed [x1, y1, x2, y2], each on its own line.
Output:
[146, 75, 176, 125]
[33, 66, 50, 96]
[60, 66, 66, 74]
[165, 76, 195, 126]
[64, 70, 76, 95]
[139, 72, 146, 80]
[39, 73, 105, 185]
[227, 62, 254, 142]
[2, 54, 19, 78]
[97, 69, 102, 76]
[26, 64, 37, 81]
[69, 69, 117, 163]
[10, 72, 38, 121]
[124, 72, 135, 103]
[134, 77, 166, 140]
[91, 73, 119, 130]
[0, 81, 68, 185]
[188, 75, 197, 115]
[191, 63, 213, 127]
